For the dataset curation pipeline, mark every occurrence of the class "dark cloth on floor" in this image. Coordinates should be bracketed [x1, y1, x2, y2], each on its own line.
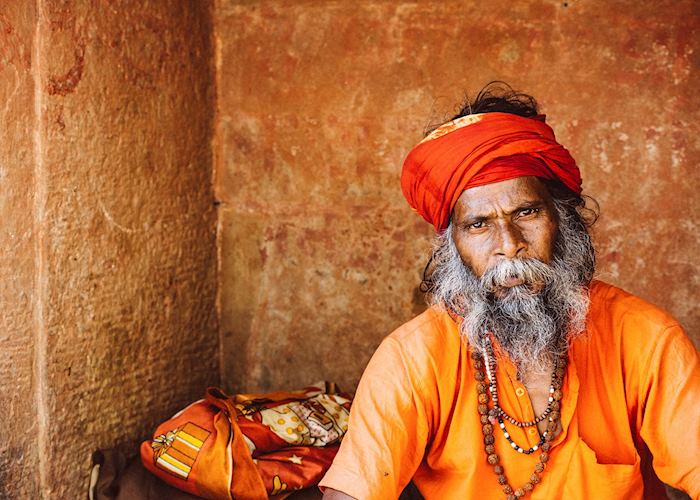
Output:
[91, 449, 323, 500]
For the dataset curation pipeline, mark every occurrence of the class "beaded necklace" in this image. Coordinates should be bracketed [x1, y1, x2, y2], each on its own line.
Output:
[472, 338, 567, 499]
[482, 337, 560, 429]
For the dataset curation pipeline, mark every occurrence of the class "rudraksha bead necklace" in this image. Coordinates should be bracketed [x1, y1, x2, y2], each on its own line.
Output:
[472, 337, 567, 499]
[483, 336, 563, 431]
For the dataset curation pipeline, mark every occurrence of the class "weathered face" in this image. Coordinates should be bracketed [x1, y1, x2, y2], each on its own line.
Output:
[450, 176, 558, 281]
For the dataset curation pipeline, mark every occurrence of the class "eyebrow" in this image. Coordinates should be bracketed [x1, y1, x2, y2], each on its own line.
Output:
[461, 200, 547, 223]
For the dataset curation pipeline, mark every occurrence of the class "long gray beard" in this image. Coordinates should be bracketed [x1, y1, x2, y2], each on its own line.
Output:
[427, 200, 594, 372]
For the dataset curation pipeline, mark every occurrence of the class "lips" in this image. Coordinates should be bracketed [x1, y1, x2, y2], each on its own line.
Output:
[501, 276, 526, 288]
[495, 278, 546, 296]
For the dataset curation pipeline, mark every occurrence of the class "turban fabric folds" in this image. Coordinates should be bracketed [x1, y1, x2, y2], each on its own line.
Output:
[401, 112, 582, 232]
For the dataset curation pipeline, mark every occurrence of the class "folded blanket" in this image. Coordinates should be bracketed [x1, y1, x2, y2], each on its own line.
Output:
[140, 382, 352, 500]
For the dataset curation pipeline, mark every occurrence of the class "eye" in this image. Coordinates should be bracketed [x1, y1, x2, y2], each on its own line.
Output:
[518, 207, 540, 217]
[466, 220, 486, 230]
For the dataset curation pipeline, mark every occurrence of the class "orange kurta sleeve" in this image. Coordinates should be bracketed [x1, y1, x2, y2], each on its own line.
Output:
[319, 336, 431, 499]
[637, 323, 700, 498]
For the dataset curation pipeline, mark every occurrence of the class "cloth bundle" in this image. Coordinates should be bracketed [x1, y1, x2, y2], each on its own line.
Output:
[140, 382, 352, 499]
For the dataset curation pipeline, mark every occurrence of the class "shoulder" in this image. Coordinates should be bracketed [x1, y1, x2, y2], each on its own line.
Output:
[384, 307, 462, 361]
[588, 280, 681, 333]
[388, 306, 459, 344]
[367, 307, 462, 392]
[585, 280, 688, 361]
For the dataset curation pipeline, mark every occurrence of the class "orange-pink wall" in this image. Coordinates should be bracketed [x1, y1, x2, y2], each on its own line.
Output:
[1, 2, 697, 497]
[0, 3, 40, 496]
[0, 3, 219, 497]
[215, 0, 699, 394]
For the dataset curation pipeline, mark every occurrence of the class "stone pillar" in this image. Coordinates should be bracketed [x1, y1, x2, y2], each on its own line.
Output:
[0, 2, 220, 497]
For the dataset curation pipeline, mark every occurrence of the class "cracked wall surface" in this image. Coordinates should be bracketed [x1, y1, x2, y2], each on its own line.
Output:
[1, 2, 219, 498]
[216, 0, 699, 394]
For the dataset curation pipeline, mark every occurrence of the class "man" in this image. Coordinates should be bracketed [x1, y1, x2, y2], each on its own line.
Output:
[319, 84, 699, 499]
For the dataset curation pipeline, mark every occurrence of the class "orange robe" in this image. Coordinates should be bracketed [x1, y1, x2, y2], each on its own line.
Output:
[319, 281, 700, 499]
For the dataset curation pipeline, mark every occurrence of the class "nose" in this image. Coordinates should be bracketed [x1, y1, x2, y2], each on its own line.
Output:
[495, 221, 527, 259]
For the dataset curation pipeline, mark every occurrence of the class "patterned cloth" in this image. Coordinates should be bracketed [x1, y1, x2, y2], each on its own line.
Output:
[141, 382, 352, 499]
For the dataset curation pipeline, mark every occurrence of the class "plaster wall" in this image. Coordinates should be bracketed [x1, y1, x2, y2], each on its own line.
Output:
[1, 2, 219, 498]
[216, 0, 699, 394]
[0, 3, 40, 497]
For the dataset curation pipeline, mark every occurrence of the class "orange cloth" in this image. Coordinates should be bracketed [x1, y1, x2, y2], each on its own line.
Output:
[141, 383, 351, 499]
[401, 112, 582, 232]
[319, 281, 700, 499]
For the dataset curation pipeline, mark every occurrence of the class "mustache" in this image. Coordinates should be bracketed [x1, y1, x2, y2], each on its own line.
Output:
[480, 258, 556, 294]
[425, 195, 595, 371]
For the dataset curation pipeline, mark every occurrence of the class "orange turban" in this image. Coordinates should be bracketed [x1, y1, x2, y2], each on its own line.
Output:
[401, 112, 582, 232]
